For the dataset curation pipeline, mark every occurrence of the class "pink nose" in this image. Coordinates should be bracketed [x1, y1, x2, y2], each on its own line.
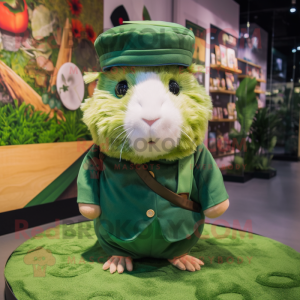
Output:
[142, 118, 160, 127]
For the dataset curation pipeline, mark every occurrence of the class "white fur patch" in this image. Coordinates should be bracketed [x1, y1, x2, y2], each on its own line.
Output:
[124, 72, 182, 158]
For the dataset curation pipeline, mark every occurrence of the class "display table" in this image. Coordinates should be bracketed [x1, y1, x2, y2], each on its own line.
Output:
[5, 221, 300, 300]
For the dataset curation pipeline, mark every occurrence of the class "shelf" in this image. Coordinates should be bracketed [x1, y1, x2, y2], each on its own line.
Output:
[210, 64, 242, 74]
[254, 90, 266, 94]
[213, 151, 235, 159]
[237, 58, 261, 69]
[238, 75, 266, 83]
[210, 89, 236, 95]
[209, 119, 237, 122]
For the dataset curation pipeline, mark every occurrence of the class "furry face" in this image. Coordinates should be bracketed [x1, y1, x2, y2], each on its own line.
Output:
[81, 65, 212, 164]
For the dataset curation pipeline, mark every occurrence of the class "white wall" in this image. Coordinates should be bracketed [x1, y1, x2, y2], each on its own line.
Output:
[174, 0, 240, 93]
[104, 0, 172, 30]
[193, 0, 239, 35]
[174, 0, 239, 155]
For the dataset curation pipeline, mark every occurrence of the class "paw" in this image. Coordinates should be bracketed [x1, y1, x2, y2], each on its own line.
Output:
[78, 203, 101, 219]
[103, 256, 133, 274]
[168, 255, 204, 272]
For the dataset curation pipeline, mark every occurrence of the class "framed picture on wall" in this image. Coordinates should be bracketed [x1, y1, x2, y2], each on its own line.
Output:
[186, 20, 206, 86]
[219, 45, 227, 66]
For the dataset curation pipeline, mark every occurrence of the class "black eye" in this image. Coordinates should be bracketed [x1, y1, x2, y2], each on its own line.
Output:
[169, 80, 180, 95]
[115, 80, 128, 98]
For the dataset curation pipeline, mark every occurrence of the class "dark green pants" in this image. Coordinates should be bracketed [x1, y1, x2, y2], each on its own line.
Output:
[94, 218, 203, 259]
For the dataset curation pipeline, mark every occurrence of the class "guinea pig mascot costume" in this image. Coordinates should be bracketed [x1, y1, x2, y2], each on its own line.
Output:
[77, 21, 229, 274]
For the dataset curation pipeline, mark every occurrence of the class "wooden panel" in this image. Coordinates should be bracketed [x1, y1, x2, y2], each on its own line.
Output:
[0, 141, 93, 213]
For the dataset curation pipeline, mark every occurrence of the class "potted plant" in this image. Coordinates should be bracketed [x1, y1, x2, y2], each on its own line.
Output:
[244, 107, 278, 178]
[0, 0, 28, 51]
[227, 77, 278, 181]
[225, 77, 258, 182]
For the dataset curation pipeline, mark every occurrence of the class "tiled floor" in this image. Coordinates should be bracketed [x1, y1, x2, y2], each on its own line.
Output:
[1, 160, 299, 299]
[208, 160, 300, 252]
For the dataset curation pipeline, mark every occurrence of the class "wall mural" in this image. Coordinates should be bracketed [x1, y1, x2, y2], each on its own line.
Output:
[0, 0, 103, 213]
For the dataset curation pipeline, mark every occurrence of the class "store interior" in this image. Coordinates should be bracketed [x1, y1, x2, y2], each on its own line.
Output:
[0, 0, 300, 299]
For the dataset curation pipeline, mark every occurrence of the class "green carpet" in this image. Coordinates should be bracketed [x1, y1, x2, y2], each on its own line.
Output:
[5, 222, 300, 300]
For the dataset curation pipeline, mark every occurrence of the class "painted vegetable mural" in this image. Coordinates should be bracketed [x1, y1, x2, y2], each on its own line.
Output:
[0, 0, 103, 213]
[0, 0, 103, 139]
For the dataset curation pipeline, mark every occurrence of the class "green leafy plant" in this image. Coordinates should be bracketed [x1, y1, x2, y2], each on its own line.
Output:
[229, 77, 278, 172]
[230, 77, 258, 147]
[245, 108, 279, 171]
[0, 100, 91, 146]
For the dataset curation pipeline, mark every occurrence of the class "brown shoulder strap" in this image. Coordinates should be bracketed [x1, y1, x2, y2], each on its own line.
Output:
[92, 146, 200, 213]
[134, 166, 201, 213]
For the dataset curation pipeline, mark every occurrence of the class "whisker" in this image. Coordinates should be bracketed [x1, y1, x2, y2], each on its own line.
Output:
[111, 124, 124, 133]
[180, 129, 197, 147]
[119, 130, 134, 161]
[109, 129, 127, 149]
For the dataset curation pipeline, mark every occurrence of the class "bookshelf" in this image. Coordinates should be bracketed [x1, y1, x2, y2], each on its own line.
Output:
[237, 58, 261, 69]
[210, 64, 242, 74]
[209, 89, 235, 95]
[213, 150, 235, 159]
[238, 75, 266, 83]
[210, 119, 237, 122]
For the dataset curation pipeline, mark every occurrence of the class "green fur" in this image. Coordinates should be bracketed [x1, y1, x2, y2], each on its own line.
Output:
[81, 65, 212, 164]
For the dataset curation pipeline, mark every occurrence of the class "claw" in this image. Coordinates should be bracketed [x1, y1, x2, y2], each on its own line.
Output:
[168, 255, 204, 272]
[103, 256, 133, 274]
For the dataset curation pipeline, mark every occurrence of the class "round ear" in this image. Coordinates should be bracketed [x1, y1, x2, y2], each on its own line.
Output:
[83, 72, 101, 84]
[186, 63, 206, 74]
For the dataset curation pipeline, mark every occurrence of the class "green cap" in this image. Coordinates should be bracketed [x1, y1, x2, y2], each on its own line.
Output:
[94, 21, 195, 70]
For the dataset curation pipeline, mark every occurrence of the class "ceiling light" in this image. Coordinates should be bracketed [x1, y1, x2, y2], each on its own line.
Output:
[292, 49, 297, 53]
[291, 0, 296, 12]
[244, 33, 249, 38]
[297, 46, 300, 50]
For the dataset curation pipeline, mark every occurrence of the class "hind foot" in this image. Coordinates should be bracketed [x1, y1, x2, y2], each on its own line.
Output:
[103, 256, 133, 274]
[168, 255, 204, 272]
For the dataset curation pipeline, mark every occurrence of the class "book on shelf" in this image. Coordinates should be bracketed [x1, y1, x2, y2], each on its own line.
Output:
[227, 103, 236, 119]
[226, 48, 236, 69]
[215, 45, 221, 65]
[208, 132, 217, 155]
[225, 72, 236, 91]
[211, 53, 216, 65]
[217, 107, 223, 119]
[223, 107, 229, 119]
[219, 45, 227, 66]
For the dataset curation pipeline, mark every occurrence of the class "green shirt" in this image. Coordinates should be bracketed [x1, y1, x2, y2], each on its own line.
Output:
[77, 144, 228, 242]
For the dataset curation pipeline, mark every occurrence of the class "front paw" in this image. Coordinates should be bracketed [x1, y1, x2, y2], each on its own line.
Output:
[103, 256, 133, 274]
[168, 255, 204, 272]
[78, 203, 101, 219]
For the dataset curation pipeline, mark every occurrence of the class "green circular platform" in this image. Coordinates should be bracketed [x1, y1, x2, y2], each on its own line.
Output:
[5, 222, 300, 300]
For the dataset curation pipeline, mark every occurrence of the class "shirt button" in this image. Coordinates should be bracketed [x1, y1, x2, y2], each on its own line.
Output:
[149, 171, 155, 178]
[146, 209, 155, 218]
